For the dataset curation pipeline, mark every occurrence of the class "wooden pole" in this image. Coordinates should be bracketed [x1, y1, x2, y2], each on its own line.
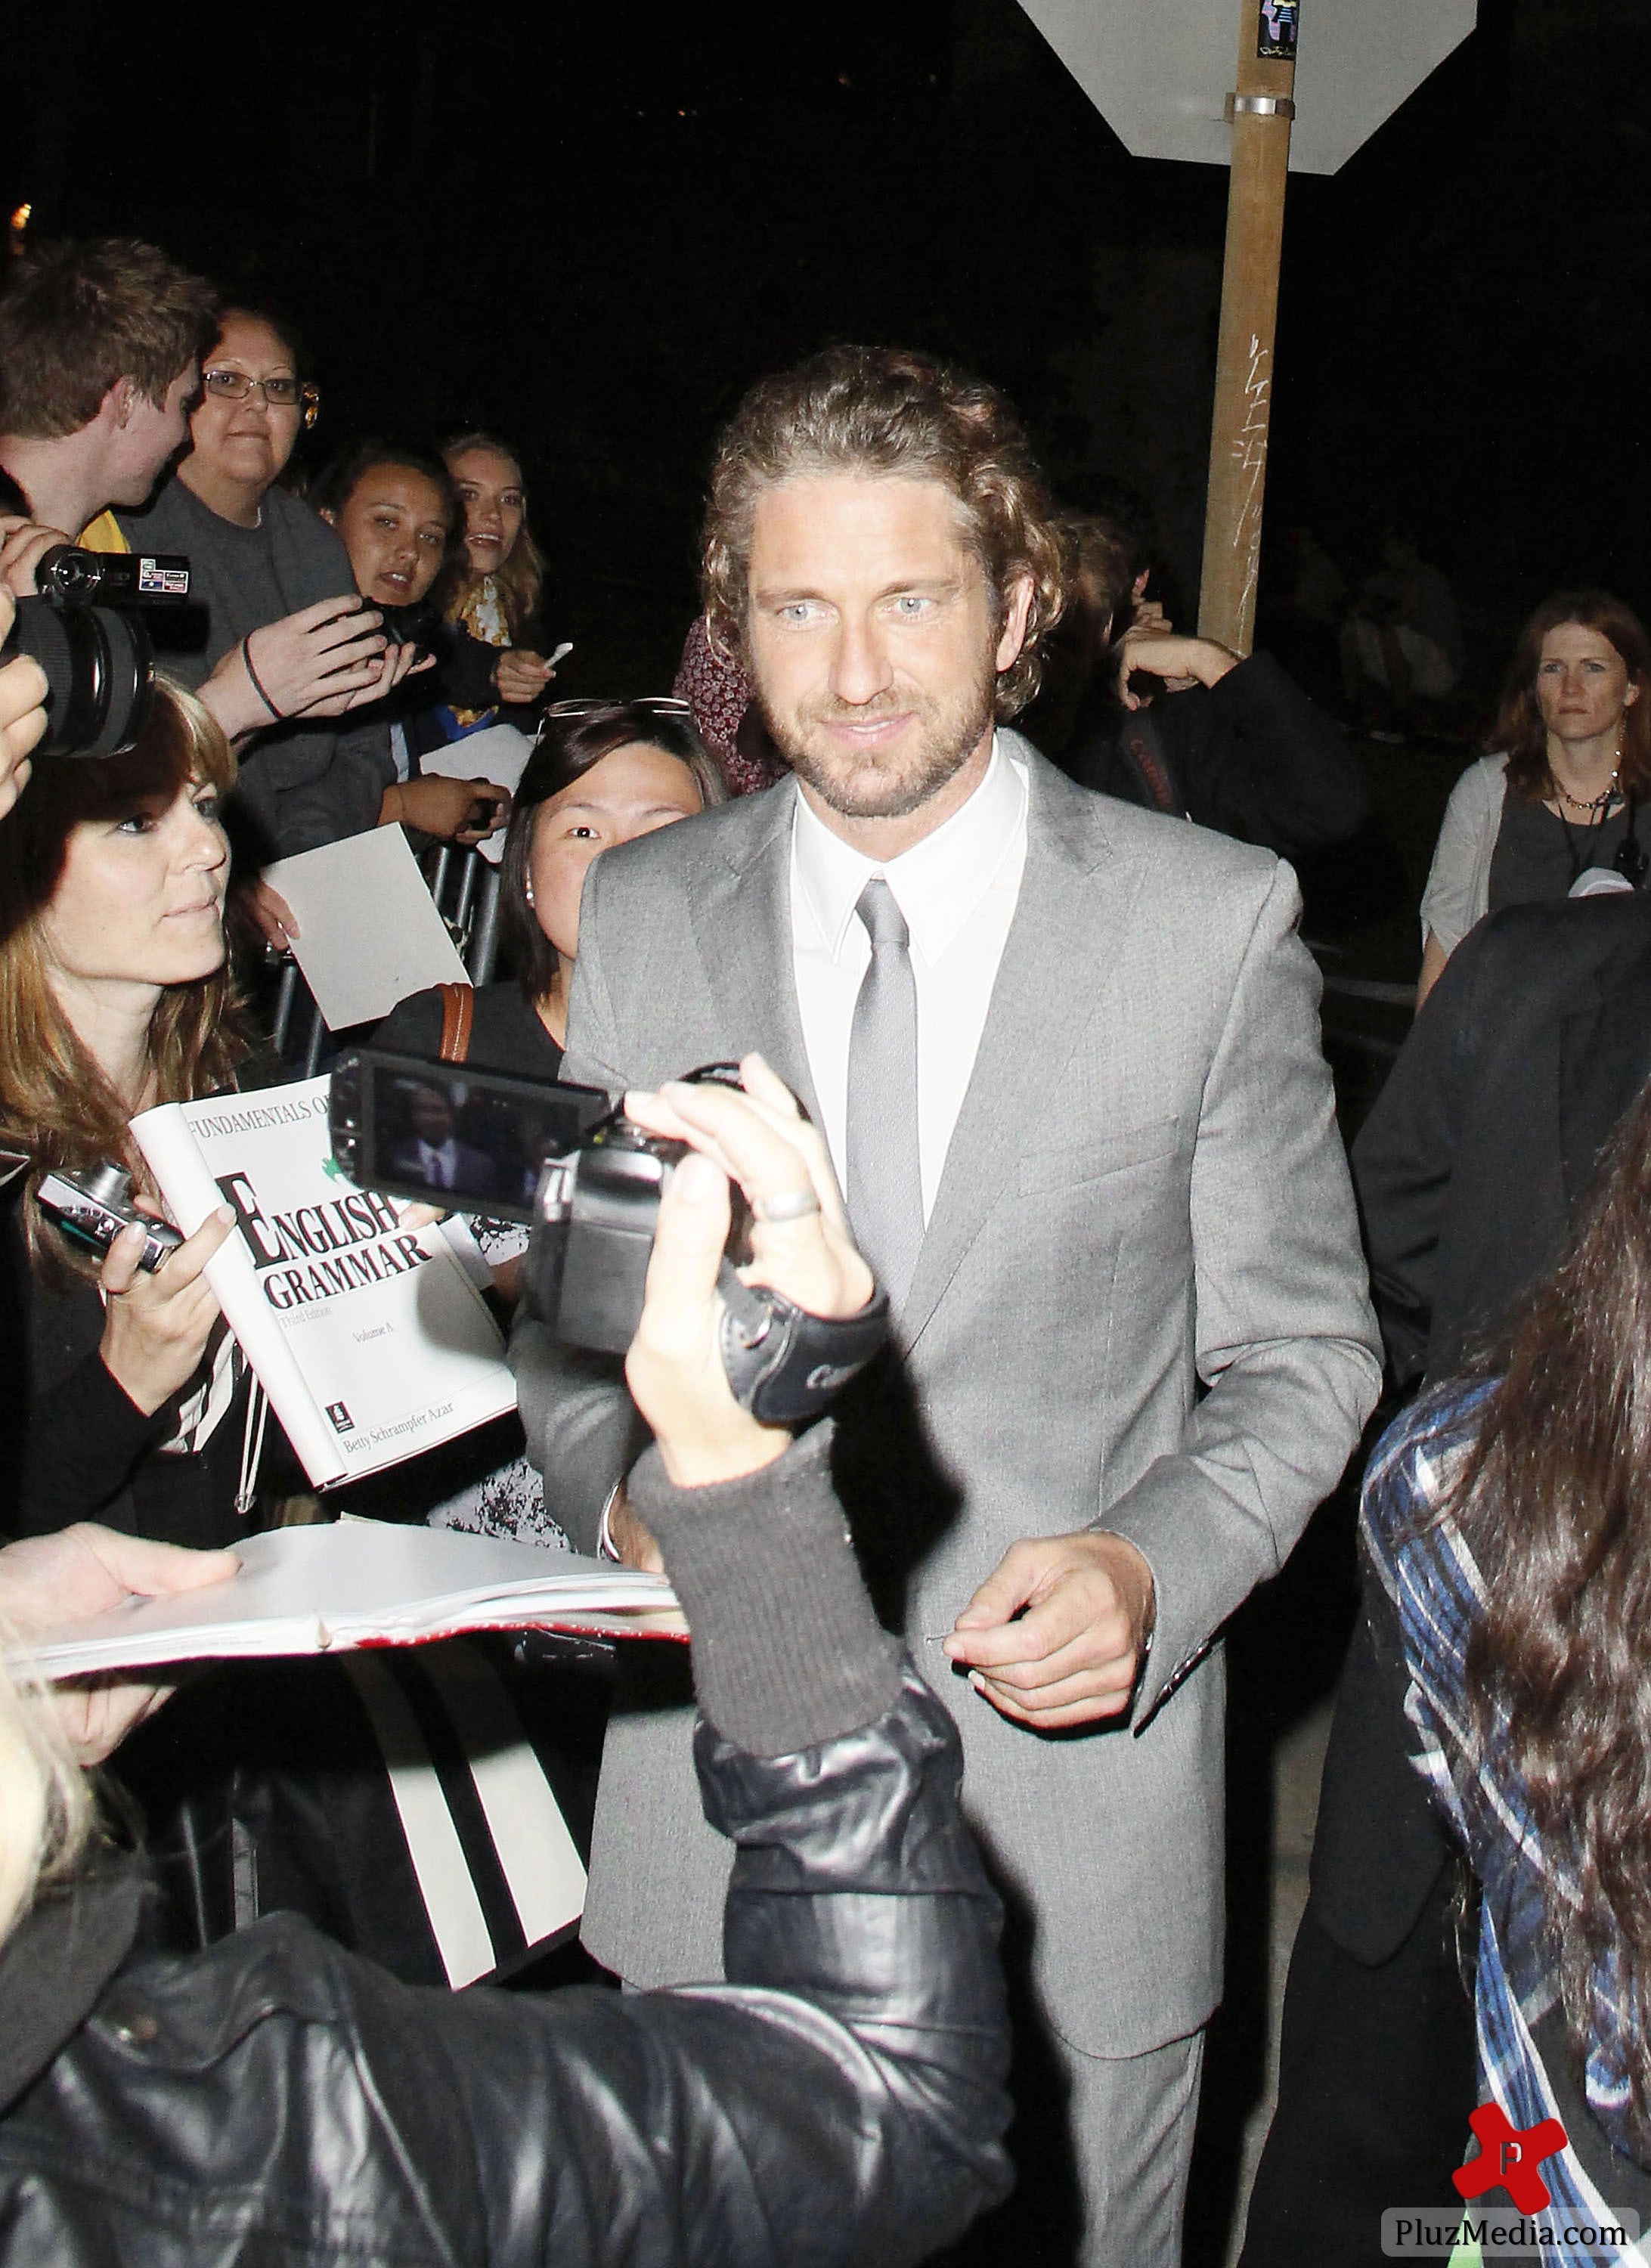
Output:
[1197, 0, 1296, 655]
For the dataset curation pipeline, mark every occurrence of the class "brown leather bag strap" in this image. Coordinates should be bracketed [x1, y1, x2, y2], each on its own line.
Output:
[437, 981, 475, 1063]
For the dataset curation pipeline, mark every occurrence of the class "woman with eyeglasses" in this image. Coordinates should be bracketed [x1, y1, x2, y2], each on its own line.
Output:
[117, 310, 429, 943]
[375, 702, 725, 1302]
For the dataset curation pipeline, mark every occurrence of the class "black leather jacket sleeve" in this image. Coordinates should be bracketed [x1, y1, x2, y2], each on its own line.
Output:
[0, 1668, 1008, 2268]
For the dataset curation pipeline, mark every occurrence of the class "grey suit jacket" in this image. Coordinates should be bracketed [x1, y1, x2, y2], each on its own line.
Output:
[513, 737, 1380, 2055]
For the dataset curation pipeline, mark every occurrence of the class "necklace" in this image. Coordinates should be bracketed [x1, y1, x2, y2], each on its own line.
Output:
[1550, 760, 1621, 819]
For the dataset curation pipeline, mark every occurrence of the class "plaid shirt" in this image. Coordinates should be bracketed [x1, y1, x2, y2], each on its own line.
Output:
[1362, 1385, 1648, 2265]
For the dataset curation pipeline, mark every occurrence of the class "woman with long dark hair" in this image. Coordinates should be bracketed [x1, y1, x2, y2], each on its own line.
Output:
[379, 701, 723, 1074]
[1417, 590, 1651, 1005]
[374, 699, 723, 1313]
[0, 674, 252, 1545]
[1365, 1074, 1651, 2254]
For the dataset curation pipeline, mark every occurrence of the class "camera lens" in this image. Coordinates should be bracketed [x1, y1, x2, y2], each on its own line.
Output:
[35, 545, 108, 605]
[2, 597, 154, 759]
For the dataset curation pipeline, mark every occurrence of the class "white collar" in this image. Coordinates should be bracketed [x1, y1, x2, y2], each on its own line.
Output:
[791, 736, 1027, 964]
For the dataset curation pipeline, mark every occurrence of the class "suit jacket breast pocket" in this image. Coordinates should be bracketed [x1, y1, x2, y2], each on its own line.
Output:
[1014, 1117, 1182, 1198]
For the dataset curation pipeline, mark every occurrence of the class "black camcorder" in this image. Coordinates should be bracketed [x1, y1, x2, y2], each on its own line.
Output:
[1, 543, 191, 759]
[328, 1049, 890, 1427]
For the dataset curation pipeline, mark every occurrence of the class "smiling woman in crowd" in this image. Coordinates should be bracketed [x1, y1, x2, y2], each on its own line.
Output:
[437, 430, 559, 734]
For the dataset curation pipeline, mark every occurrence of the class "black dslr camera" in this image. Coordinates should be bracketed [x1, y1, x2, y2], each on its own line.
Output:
[1, 544, 191, 759]
[329, 1050, 889, 1427]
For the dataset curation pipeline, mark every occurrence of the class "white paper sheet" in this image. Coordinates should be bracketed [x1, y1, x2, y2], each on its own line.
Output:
[264, 826, 469, 1028]
[416, 723, 535, 864]
[18, 1520, 680, 1678]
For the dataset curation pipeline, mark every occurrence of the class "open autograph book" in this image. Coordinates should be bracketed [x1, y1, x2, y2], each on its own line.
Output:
[17, 1520, 684, 1682]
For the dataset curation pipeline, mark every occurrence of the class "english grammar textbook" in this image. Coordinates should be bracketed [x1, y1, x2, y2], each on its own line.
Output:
[132, 1077, 516, 1489]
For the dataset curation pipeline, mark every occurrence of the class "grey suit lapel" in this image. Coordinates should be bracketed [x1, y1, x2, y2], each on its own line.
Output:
[687, 779, 824, 1126]
[901, 746, 1140, 1345]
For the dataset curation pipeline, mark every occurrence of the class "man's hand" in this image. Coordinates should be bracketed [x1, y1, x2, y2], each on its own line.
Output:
[1114, 624, 1237, 709]
[2, 1523, 239, 1763]
[384, 774, 510, 842]
[0, 590, 48, 816]
[942, 1530, 1157, 1730]
[0, 515, 73, 598]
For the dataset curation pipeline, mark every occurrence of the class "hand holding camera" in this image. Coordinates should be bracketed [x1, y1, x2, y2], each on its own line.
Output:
[0, 591, 48, 817]
[0, 515, 75, 600]
[96, 1201, 236, 1418]
[624, 1055, 876, 1488]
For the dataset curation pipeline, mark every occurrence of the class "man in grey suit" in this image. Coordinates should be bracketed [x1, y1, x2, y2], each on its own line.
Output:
[513, 347, 1379, 2264]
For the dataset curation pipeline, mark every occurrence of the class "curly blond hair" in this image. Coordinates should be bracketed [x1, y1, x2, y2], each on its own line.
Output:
[702, 346, 1067, 718]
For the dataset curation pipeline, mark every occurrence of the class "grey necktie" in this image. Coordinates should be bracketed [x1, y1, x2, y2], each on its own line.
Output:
[846, 877, 923, 1308]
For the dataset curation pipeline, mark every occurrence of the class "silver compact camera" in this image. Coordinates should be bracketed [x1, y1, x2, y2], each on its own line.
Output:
[36, 1163, 184, 1272]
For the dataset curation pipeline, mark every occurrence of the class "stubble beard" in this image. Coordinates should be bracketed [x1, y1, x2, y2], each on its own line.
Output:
[760, 668, 999, 821]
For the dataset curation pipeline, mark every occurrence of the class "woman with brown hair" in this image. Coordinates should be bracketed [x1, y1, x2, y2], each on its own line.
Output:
[1364, 1072, 1651, 2256]
[0, 673, 252, 1546]
[1417, 589, 1651, 1005]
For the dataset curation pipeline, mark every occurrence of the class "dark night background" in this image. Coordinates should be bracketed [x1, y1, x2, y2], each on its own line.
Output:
[8, 0, 1648, 699]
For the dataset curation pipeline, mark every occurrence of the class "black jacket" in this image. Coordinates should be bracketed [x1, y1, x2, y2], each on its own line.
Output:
[1354, 891, 1651, 1390]
[1064, 650, 1369, 857]
[1310, 892, 1651, 1965]
[0, 1433, 1011, 2266]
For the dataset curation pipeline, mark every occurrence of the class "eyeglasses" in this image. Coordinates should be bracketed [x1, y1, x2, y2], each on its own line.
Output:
[202, 367, 321, 415]
[532, 696, 694, 751]
[543, 697, 693, 719]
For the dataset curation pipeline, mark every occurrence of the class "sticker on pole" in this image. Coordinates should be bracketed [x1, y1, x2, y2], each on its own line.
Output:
[1257, 1, 1298, 60]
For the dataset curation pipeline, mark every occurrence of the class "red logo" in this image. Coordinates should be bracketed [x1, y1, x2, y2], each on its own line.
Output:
[1453, 2103, 1569, 2216]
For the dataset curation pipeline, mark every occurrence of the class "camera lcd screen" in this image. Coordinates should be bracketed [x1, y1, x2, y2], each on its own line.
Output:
[340, 1052, 611, 1222]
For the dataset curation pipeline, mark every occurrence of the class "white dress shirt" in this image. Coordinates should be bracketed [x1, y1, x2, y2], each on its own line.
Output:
[416, 1138, 460, 1191]
[790, 737, 1029, 1219]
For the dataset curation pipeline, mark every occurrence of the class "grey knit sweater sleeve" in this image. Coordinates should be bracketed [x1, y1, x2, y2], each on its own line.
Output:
[628, 1424, 904, 1758]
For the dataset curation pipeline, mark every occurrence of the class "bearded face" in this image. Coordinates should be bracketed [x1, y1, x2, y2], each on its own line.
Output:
[742, 472, 1028, 833]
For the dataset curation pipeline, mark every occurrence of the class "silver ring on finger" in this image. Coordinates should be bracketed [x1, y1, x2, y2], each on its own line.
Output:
[751, 1186, 821, 1224]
